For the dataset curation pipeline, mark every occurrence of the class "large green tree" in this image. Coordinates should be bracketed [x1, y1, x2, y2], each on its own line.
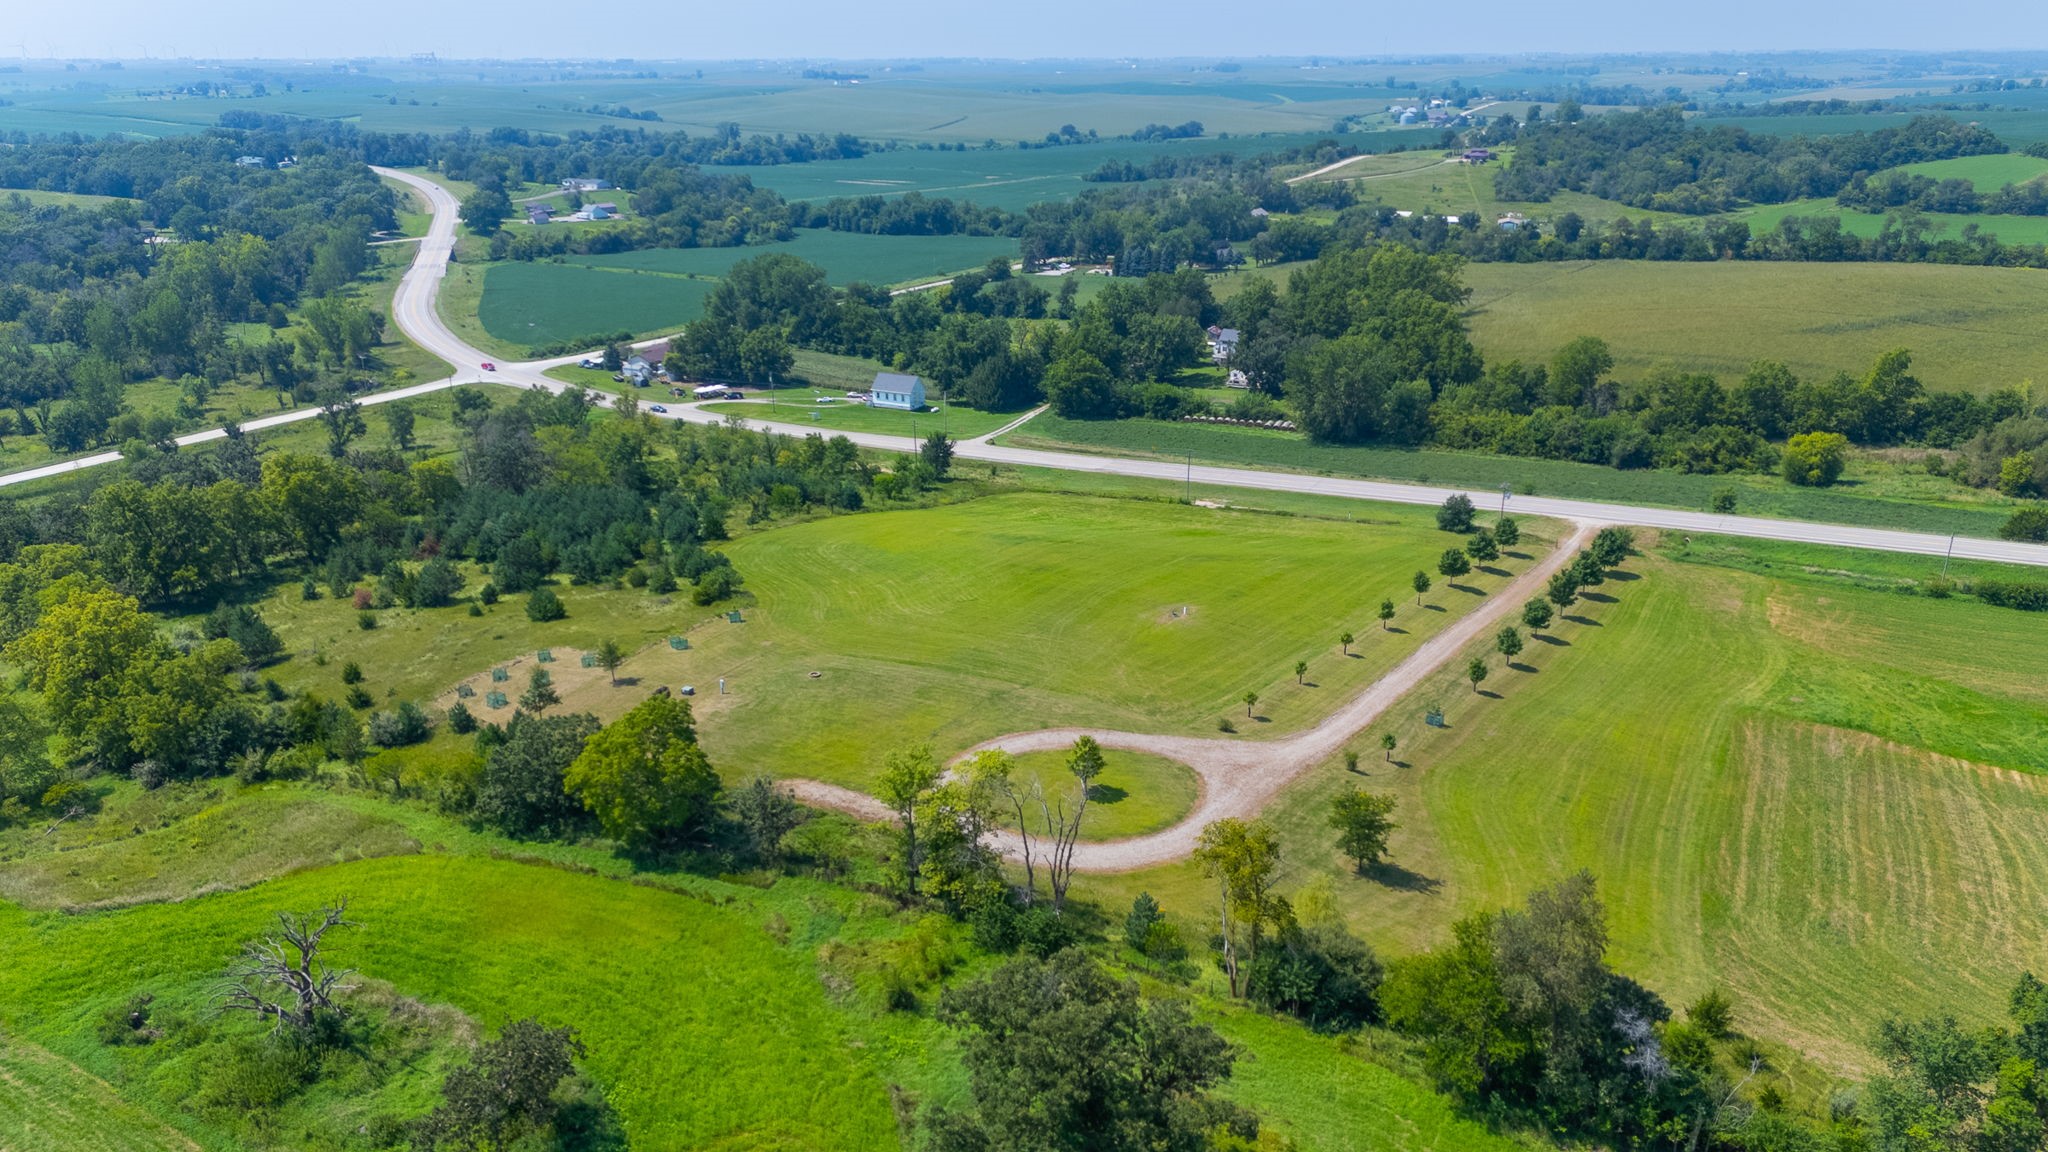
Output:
[926, 949, 1255, 1152]
[1328, 788, 1398, 872]
[564, 695, 720, 852]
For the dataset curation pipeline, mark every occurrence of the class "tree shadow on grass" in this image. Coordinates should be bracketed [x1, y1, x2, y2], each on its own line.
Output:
[1475, 689, 1503, 700]
[1423, 604, 1447, 613]
[1507, 661, 1538, 674]
[1383, 626, 1409, 635]
[1344, 652, 1363, 659]
[1087, 784, 1128, 805]
[1606, 570, 1642, 582]
[1449, 583, 1487, 596]
[1367, 861, 1443, 894]
[1530, 633, 1569, 646]
[1580, 590, 1616, 603]
[1300, 681, 1320, 689]
[1477, 565, 1511, 578]
[1503, 550, 1532, 561]
[613, 676, 641, 687]
[1564, 614, 1602, 627]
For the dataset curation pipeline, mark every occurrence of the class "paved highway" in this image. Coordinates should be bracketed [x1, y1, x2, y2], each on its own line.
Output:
[5, 166, 2046, 570]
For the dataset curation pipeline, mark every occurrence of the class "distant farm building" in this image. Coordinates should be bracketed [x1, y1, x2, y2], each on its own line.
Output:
[1464, 149, 1494, 163]
[1207, 327, 1240, 362]
[622, 355, 655, 386]
[235, 155, 266, 167]
[527, 205, 553, 225]
[869, 372, 927, 411]
[562, 178, 611, 192]
[1496, 212, 1527, 230]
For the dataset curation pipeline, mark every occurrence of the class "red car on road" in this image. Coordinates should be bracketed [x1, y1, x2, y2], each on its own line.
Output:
[480, 362, 496, 372]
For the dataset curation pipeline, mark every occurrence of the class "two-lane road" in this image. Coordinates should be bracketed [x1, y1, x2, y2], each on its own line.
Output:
[4, 166, 2046, 570]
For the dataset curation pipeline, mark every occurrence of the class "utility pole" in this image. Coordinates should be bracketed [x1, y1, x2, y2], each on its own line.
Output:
[1186, 452, 1193, 503]
[1500, 484, 1511, 515]
[1942, 533, 1955, 576]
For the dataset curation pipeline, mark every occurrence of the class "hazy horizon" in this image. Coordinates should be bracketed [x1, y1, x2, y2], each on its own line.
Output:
[9, 0, 2047, 64]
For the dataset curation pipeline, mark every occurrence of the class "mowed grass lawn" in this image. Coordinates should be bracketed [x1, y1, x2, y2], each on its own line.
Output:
[1082, 537, 2048, 1073]
[1004, 412, 2020, 538]
[698, 396, 1018, 440]
[1004, 748, 1202, 841]
[686, 492, 1555, 792]
[1461, 260, 2048, 393]
[0, 1033, 200, 1152]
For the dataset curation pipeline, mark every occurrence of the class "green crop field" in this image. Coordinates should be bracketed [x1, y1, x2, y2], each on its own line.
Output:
[1080, 535, 2048, 1073]
[475, 261, 716, 349]
[477, 230, 1020, 348]
[1898, 153, 2048, 190]
[567, 230, 1019, 285]
[1734, 198, 2048, 247]
[1460, 259, 2048, 393]
[724, 133, 1358, 210]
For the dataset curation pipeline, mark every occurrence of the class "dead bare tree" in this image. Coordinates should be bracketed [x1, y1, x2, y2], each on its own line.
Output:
[213, 900, 357, 1035]
[1036, 781, 1090, 911]
[1037, 737, 1103, 911]
[997, 776, 1040, 905]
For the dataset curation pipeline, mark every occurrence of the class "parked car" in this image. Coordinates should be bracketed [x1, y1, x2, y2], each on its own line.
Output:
[578, 358, 597, 369]
[480, 362, 495, 372]
[845, 391, 866, 400]
[649, 404, 668, 414]
[723, 390, 745, 400]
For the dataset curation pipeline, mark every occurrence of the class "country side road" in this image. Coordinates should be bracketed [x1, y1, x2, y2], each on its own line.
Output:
[7, 167, 2043, 572]
[787, 524, 1593, 872]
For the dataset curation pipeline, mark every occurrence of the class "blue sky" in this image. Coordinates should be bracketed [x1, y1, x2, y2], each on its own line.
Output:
[10, 0, 2047, 60]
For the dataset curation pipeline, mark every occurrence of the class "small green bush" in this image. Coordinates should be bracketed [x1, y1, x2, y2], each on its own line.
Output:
[357, 611, 378, 631]
[346, 686, 374, 710]
[526, 586, 566, 622]
[341, 661, 363, 685]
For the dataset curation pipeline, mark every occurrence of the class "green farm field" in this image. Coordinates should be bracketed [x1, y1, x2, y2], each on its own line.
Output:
[725, 133, 1360, 210]
[1735, 198, 2048, 247]
[1898, 153, 2048, 189]
[1079, 533, 2048, 1074]
[477, 230, 1019, 348]
[566, 230, 1019, 285]
[1460, 259, 2048, 393]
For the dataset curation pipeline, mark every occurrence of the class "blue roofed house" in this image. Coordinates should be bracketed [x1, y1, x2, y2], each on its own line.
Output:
[870, 372, 927, 411]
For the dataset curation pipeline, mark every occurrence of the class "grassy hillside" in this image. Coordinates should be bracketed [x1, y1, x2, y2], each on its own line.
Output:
[0, 773, 1549, 1152]
[1080, 536, 2048, 1073]
[1461, 260, 2048, 393]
